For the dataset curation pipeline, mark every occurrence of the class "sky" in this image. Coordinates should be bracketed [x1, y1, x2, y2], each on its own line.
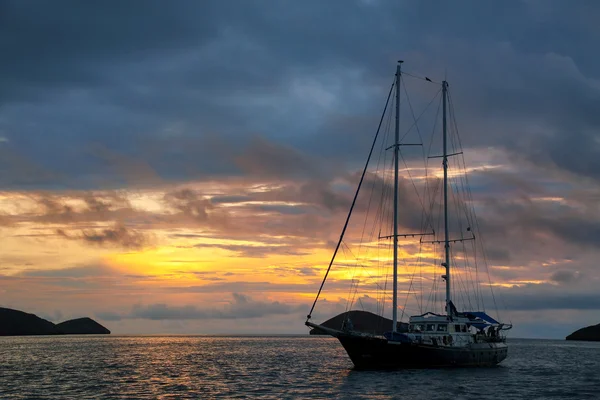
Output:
[1, 0, 599, 338]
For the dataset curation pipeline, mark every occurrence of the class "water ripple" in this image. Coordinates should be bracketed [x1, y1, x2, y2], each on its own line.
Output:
[0, 336, 598, 399]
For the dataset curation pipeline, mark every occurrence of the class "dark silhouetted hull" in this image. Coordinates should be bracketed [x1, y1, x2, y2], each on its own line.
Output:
[337, 333, 508, 369]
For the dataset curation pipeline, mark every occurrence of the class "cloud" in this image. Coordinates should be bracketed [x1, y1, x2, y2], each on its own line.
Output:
[164, 281, 318, 294]
[0, 214, 13, 226]
[498, 285, 600, 311]
[88, 144, 162, 187]
[0, 144, 60, 188]
[102, 293, 305, 321]
[20, 264, 113, 278]
[234, 136, 323, 179]
[1, 1, 600, 336]
[28, 191, 143, 225]
[57, 223, 151, 249]
[94, 311, 124, 322]
[272, 265, 320, 277]
[549, 270, 582, 284]
[164, 188, 214, 221]
[0, 0, 597, 191]
[191, 243, 311, 258]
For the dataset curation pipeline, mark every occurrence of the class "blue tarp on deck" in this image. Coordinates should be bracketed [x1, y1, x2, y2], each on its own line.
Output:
[463, 311, 500, 325]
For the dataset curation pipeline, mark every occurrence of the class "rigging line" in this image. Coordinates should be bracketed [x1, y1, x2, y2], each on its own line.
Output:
[399, 231, 429, 319]
[425, 96, 442, 166]
[344, 245, 362, 313]
[450, 249, 466, 309]
[431, 176, 445, 313]
[306, 77, 395, 321]
[401, 77, 428, 147]
[378, 272, 389, 332]
[398, 169, 434, 318]
[373, 96, 394, 248]
[399, 82, 440, 236]
[400, 248, 421, 322]
[357, 296, 366, 312]
[367, 130, 393, 310]
[339, 95, 394, 315]
[447, 91, 499, 311]
[374, 157, 392, 314]
[455, 207, 478, 309]
[399, 88, 442, 144]
[416, 96, 442, 315]
[452, 246, 472, 311]
[340, 241, 386, 307]
[402, 70, 443, 85]
[448, 90, 500, 317]
[371, 97, 395, 314]
[350, 100, 393, 309]
[447, 114, 478, 310]
[342, 245, 356, 314]
[419, 239, 424, 313]
[377, 158, 392, 315]
[448, 159, 478, 309]
[447, 105, 475, 234]
[424, 244, 437, 312]
[368, 96, 395, 251]
[462, 253, 475, 310]
[398, 151, 431, 231]
[341, 240, 396, 302]
[446, 90, 480, 309]
[380, 240, 392, 318]
[341, 243, 360, 314]
[409, 83, 436, 253]
[448, 126, 481, 310]
[424, 95, 442, 221]
[449, 175, 466, 304]
[357, 89, 395, 253]
[345, 253, 380, 315]
[401, 77, 436, 236]
[471, 235, 482, 310]
[373, 153, 395, 314]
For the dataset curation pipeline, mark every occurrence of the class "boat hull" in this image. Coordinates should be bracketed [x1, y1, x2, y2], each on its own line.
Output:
[337, 333, 508, 369]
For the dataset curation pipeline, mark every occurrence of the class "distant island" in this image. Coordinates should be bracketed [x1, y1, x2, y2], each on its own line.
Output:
[566, 323, 600, 341]
[0, 307, 110, 336]
[309, 310, 408, 335]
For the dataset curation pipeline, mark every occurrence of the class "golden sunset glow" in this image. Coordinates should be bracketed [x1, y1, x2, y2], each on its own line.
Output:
[2, 1, 599, 341]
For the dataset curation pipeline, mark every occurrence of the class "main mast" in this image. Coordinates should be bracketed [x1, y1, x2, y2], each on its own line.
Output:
[442, 80, 452, 317]
[392, 60, 402, 332]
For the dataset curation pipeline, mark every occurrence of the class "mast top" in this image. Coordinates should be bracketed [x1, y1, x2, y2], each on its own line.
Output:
[397, 60, 404, 64]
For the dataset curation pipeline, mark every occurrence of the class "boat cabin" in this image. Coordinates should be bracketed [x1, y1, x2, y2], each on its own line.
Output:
[408, 312, 471, 334]
[409, 322, 469, 334]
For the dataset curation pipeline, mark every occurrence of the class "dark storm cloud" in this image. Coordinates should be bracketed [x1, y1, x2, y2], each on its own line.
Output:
[0, 0, 391, 188]
[0, 0, 217, 96]
[550, 270, 581, 284]
[480, 195, 600, 250]
[234, 136, 326, 179]
[3, 0, 597, 189]
[496, 284, 600, 311]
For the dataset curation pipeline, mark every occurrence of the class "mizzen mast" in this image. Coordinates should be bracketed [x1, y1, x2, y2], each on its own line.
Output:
[392, 60, 403, 332]
[442, 80, 452, 317]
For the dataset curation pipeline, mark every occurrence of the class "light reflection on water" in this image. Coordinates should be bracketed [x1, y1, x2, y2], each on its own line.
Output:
[1, 336, 599, 399]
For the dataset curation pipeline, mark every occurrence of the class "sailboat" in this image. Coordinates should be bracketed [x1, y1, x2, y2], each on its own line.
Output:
[305, 61, 512, 369]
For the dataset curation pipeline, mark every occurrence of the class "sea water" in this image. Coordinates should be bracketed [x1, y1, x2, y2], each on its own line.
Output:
[1, 336, 599, 399]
